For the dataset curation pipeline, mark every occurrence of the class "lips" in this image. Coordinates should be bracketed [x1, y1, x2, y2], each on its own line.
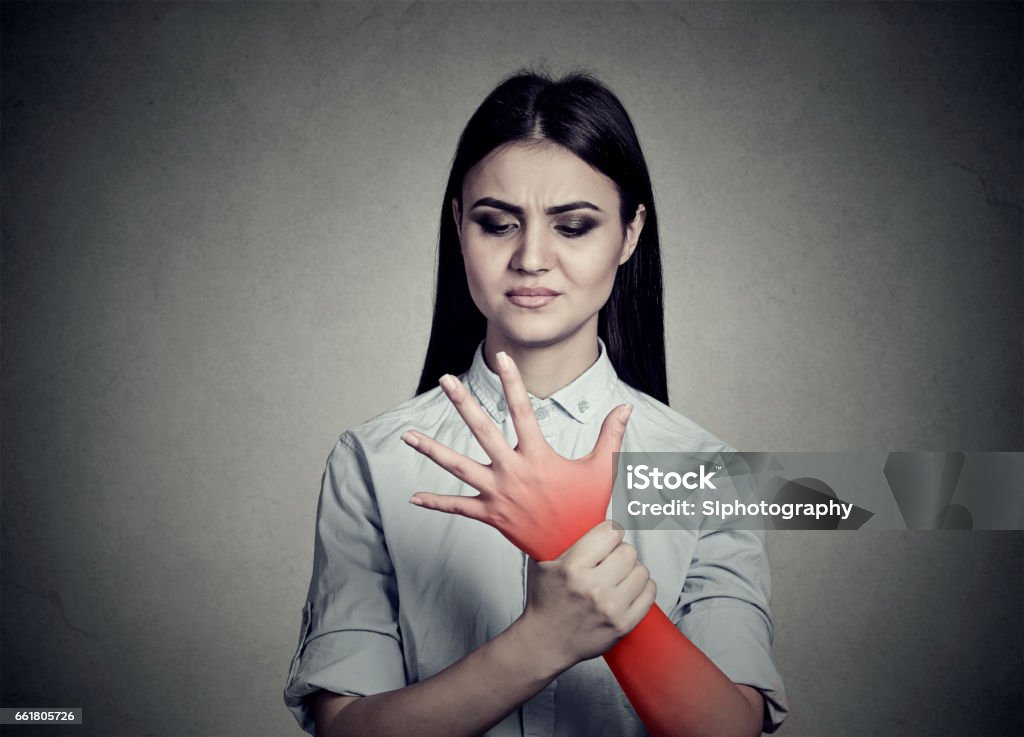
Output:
[506, 286, 561, 308]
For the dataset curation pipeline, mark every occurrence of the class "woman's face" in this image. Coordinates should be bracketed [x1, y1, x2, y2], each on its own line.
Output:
[453, 141, 645, 351]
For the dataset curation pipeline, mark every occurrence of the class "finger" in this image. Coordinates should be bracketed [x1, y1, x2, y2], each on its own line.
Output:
[559, 520, 624, 569]
[438, 374, 516, 465]
[587, 404, 633, 462]
[494, 351, 546, 452]
[614, 560, 652, 603]
[623, 578, 658, 627]
[594, 540, 640, 585]
[410, 491, 489, 522]
[401, 430, 493, 491]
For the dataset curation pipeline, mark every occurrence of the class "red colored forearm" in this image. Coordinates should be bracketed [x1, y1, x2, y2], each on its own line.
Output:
[528, 526, 754, 737]
[605, 607, 748, 737]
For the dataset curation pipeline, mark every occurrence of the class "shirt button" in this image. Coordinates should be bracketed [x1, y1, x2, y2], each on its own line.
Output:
[497, 398, 507, 412]
[535, 407, 548, 420]
[578, 399, 589, 413]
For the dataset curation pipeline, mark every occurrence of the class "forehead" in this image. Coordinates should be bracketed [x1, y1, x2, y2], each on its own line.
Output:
[462, 141, 620, 209]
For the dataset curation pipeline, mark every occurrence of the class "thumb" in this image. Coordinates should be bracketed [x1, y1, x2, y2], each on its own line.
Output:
[589, 404, 633, 461]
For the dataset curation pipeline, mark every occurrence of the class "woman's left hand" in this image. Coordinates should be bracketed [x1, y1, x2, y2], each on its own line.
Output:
[401, 351, 633, 561]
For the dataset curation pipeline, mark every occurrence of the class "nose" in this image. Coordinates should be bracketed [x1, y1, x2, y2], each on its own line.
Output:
[509, 222, 555, 274]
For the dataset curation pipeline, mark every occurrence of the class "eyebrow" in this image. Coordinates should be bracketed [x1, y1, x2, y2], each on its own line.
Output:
[469, 197, 603, 215]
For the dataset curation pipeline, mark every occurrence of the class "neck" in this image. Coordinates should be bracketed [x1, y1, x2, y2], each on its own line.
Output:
[483, 322, 600, 399]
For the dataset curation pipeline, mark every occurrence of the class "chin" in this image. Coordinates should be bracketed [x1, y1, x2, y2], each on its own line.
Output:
[491, 319, 585, 350]
[499, 330, 564, 348]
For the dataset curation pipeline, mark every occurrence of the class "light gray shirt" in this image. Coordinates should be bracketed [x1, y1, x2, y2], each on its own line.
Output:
[284, 341, 788, 735]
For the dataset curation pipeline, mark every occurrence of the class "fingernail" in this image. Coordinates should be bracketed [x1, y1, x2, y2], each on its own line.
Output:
[496, 352, 511, 370]
[401, 431, 419, 447]
[409, 496, 424, 507]
[439, 375, 455, 391]
[622, 404, 634, 420]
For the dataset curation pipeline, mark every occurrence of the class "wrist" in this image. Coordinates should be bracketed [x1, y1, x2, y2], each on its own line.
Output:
[508, 609, 577, 677]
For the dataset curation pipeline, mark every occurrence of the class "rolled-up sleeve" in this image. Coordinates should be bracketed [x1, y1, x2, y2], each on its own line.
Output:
[283, 432, 407, 735]
[668, 520, 789, 733]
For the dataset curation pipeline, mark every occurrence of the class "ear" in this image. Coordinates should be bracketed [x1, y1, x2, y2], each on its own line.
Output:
[451, 198, 462, 241]
[619, 204, 647, 265]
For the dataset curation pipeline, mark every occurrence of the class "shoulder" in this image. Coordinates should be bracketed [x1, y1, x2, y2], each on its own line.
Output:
[616, 381, 735, 454]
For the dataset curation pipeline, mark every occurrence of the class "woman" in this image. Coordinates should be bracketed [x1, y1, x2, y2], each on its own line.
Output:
[284, 70, 787, 737]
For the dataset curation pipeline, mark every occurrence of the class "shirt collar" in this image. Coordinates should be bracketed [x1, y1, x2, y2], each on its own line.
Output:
[463, 338, 620, 425]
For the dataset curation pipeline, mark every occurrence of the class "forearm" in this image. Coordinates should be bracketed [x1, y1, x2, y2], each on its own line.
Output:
[322, 614, 568, 737]
[532, 531, 761, 737]
[605, 607, 762, 737]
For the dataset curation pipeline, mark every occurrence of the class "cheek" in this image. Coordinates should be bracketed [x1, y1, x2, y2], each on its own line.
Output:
[567, 245, 623, 297]
[461, 244, 502, 310]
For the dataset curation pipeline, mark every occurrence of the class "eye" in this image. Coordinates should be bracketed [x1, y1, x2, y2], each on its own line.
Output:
[476, 216, 519, 236]
[555, 218, 596, 239]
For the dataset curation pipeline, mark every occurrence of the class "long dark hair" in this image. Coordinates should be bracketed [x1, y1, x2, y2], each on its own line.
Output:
[415, 69, 668, 404]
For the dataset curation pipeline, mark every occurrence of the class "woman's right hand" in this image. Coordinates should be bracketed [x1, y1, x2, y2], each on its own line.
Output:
[517, 520, 657, 670]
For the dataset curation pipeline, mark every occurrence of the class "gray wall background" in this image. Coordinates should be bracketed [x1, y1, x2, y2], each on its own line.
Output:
[2, 2, 1021, 736]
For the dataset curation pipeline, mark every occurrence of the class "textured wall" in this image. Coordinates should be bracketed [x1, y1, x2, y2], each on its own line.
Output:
[2, 2, 1020, 736]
